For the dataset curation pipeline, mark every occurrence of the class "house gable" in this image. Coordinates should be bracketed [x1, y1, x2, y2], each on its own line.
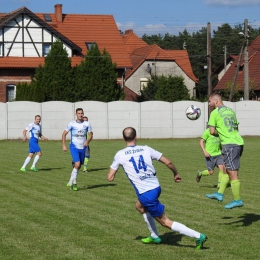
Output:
[214, 35, 260, 93]
[0, 6, 81, 58]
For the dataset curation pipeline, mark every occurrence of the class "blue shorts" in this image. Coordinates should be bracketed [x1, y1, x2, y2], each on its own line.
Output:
[70, 146, 86, 164]
[28, 138, 41, 153]
[138, 187, 165, 217]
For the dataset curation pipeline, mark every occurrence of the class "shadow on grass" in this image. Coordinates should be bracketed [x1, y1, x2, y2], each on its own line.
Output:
[39, 167, 65, 171]
[136, 232, 209, 249]
[222, 213, 260, 227]
[80, 183, 116, 190]
[87, 167, 108, 172]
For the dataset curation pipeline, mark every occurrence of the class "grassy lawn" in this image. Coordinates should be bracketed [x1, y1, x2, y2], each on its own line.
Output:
[0, 137, 259, 260]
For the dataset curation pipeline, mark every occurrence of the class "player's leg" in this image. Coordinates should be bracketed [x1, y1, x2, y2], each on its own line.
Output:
[21, 152, 34, 172]
[224, 145, 244, 209]
[196, 157, 213, 182]
[206, 155, 227, 202]
[135, 200, 160, 243]
[21, 139, 36, 171]
[216, 156, 225, 188]
[67, 148, 82, 191]
[155, 213, 207, 249]
[83, 146, 90, 172]
[31, 150, 41, 172]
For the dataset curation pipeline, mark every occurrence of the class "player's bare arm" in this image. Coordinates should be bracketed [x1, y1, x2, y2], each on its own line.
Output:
[84, 131, 93, 146]
[22, 129, 27, 142]
[107, 168, 117, 182]
[62, 130, 68, 152]
[159, 156, 181, 183]
[199, 139, 210, 157]
[209, 126, 218, 136]
[39, 133, 48, 141]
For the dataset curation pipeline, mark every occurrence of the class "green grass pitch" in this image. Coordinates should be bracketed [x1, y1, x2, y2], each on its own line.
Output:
[0, 137, 259, 260]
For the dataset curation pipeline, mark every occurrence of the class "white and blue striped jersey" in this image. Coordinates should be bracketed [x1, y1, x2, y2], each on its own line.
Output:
[110, 145, 162, 194]
[26, 123, 42, 139]
[65, 120, 92, 149]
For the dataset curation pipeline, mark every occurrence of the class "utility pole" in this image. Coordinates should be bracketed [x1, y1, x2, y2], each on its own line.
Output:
[244, 19, 249, 100]
[224, 45, 227, 72]
[207, 22, 212, 121]
[207, 22, 212, 97]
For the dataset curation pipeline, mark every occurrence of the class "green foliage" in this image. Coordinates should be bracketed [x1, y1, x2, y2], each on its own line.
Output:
[142, 24, 259, 101]
[141, 75, 189, 102]
[74, 45, 120, 102]
[220, 81, 242, 101]
[42, 40, 73, 101]
[15, 82, 34, 101]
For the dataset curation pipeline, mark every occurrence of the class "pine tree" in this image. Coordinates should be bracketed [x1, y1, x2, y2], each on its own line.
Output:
[75, 44, 119, 102]
[35, 40, 73, 101]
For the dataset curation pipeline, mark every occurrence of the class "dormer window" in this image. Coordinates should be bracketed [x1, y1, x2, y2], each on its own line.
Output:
[43, 14, 52, 22]
[85, 42, 96, 50]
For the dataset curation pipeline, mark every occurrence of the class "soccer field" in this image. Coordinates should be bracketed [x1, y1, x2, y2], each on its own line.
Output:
[0, 137, 259, 260]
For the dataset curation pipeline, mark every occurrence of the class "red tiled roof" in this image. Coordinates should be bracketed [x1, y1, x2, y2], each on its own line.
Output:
[35, 13, 132, 69]
[165, 50, 198, 82]
[122, 30, 197, 82]
[0, 56, 86, 68]
[214, 35, 260, 91]
[122, 29, 147, 54]
[0, 7, 132, 69]
[0, 57, 45, 68]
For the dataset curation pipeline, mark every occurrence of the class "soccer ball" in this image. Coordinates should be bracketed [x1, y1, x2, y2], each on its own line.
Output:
[185, 105, 201, 120]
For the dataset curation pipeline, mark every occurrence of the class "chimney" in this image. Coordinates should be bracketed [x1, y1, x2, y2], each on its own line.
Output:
[125, 29, 133, 35]
[55, 4, 62, 24]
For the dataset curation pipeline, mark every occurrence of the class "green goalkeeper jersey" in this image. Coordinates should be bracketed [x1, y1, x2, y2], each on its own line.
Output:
[208, 106, 244, 145]
[201, 128, 222, 156]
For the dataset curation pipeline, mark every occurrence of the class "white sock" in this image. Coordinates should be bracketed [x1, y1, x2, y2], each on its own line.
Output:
[143, 213, 159, 238]
[32, 155, 40, 167]
[69, 168, 78, 185]
[22, 156, 31, 168]
[171, 221, 200, 239]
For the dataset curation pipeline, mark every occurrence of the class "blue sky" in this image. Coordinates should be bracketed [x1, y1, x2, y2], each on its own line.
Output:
[1, 0, 260, 36]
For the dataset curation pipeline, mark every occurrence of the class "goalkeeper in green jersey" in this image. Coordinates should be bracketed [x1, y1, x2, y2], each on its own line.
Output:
[197, 128, 225, 189]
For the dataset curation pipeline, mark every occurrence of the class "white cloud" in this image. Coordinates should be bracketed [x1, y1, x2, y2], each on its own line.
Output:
[205, 0, 260, 6]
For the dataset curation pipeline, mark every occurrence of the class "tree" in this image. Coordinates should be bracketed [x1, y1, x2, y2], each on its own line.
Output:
[141, 23, 259, 101]
[141, 75, 189, 102]
[34, 40, 74, 102]
[75, 44, 120, 102]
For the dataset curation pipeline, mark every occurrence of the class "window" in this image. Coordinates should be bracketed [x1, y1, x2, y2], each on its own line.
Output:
[6, 84, 16, 102]
[85, 42, 96, 50]
[43, 43, 51, 56]
[43, 14, 52, 22]
[0, 43, 2, 56]
[140, 78, 149, 90]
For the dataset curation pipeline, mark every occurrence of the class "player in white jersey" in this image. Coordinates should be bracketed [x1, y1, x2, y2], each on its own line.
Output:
[108, 127, 207, 250]
[62, 108, 93, 191]
[20, 115, 48, 172]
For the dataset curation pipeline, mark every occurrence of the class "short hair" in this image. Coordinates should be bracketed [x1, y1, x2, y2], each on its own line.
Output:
[209, 93, 222, 100]
[123, 127, 136, 142]
[35, 115, 41, 119]
[76, 108, 84, 113]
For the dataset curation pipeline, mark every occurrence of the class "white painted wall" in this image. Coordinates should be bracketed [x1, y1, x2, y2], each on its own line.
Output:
[2, 14, 72, 57]
[0, 101, 259, 140]
[125, 61, 196, 98]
